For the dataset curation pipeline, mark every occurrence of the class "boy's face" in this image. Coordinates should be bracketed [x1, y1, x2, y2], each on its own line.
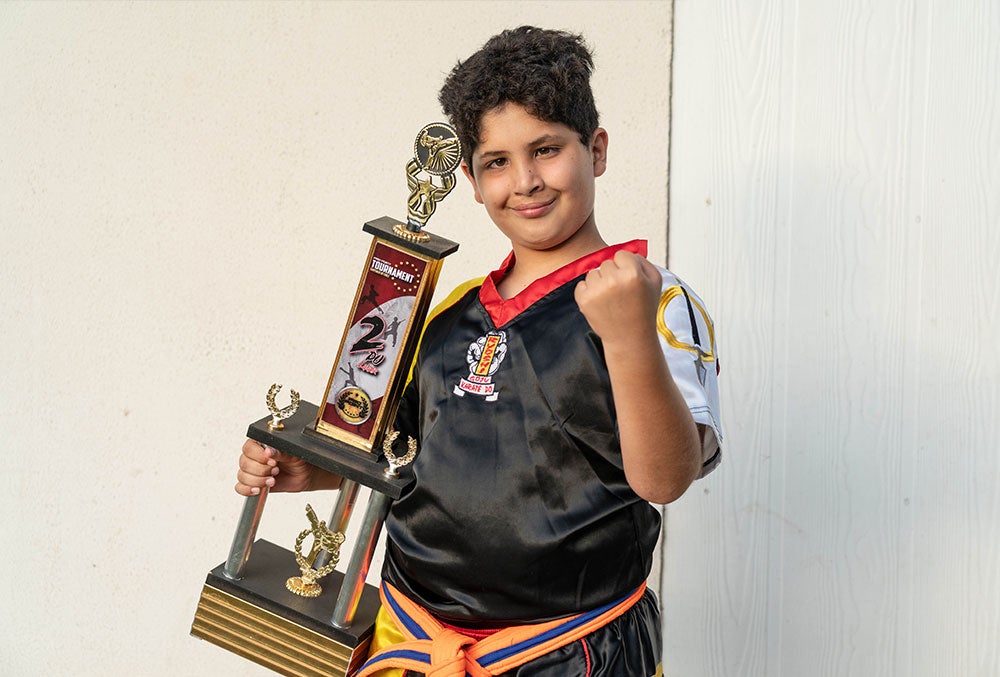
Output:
[461, 103, 607, 256]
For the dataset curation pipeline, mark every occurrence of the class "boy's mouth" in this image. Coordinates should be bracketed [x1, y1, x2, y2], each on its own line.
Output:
[511, 199, 555, 218]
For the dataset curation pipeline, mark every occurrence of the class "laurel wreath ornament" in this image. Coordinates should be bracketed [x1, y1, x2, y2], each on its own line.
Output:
[266, 383, 300, 431]
[285, 504, 346, 598]
[382, 429, 418, 478]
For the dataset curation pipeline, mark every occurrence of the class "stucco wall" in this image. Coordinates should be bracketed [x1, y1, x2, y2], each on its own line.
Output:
[1, 2, 673, 674]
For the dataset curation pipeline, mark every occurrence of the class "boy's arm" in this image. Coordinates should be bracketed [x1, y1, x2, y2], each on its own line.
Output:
[575, 250, 703, 504]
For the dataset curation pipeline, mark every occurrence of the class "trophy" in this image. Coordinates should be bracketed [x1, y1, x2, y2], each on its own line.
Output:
[191, 123, 461, 676]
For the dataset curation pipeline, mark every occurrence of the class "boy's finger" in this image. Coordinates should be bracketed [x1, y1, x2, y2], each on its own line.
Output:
[638, 256, 661, 282]
[241, 438, 269, 462]
[234, 479, 264, 497]
[239, 453, 276, 478]
[236, 468, 269, 489]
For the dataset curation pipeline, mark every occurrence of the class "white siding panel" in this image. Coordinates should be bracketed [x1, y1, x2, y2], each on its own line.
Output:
[909, 3, 1000, 674]
[666, 1, 999, 675]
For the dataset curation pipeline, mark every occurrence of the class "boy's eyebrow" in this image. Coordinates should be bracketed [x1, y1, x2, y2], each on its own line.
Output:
[477, 149, 506, 161]
[476, 133, 573, 160]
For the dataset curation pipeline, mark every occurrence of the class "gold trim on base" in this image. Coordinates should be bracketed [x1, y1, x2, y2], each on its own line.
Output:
[191, 584, 369, 677]
[391, 223, 432, 242]
[286, 576, 323, 597]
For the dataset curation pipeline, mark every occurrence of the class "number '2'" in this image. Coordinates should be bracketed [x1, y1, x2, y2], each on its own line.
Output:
[350, 315, 385, 353]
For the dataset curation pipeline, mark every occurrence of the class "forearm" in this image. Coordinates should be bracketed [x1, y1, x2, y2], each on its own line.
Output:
[308, 469, 344, 492]
[573, 249, 704, 503]
[603, 332, 702, 504]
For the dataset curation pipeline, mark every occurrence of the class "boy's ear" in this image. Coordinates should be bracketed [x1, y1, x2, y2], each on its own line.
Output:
[461, 161, 484, 204]
[590, 128, 608, 178]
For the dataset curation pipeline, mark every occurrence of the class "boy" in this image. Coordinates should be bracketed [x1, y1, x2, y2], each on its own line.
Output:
[236, 26, 722, 676]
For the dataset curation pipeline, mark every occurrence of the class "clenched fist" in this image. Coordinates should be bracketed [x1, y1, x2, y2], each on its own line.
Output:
[574, 249, 661, 345]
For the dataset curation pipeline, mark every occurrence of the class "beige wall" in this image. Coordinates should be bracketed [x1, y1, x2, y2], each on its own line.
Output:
[0, 2, 673, 674]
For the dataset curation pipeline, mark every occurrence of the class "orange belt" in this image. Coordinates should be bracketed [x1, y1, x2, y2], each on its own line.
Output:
[355, 581, 646, 677]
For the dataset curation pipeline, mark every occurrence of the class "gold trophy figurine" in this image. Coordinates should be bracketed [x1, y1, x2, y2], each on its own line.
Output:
[399, 122, 462, 240]
[286, 505, 347, 598]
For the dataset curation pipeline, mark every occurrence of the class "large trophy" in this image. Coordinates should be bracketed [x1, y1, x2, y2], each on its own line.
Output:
[191, 123, 461, 676]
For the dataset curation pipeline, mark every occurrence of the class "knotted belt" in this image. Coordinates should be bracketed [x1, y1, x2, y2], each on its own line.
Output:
[355, 581, 646, 677]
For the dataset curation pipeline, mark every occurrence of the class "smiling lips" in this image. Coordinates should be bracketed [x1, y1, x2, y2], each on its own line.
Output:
[511, 198, 555, 218]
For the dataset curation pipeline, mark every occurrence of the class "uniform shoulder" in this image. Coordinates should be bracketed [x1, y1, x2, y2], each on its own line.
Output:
[425, 277, 485, 329]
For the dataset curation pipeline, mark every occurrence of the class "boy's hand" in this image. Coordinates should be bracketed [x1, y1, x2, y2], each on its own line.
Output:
[235, 439, 327, 496]
[574, 250, 661, 344]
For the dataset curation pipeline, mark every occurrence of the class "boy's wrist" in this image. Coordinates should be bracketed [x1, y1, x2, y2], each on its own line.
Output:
[600, 326, 662, 361]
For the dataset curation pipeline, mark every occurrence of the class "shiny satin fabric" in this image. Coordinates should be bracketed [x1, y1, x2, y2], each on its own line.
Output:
[382, 269, 661, 623]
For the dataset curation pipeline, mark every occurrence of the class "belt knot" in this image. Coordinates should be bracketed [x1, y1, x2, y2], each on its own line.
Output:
[426, 627, 485, 677]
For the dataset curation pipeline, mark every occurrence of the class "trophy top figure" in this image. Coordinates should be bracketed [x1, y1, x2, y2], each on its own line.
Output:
[400, 122, 462, 240]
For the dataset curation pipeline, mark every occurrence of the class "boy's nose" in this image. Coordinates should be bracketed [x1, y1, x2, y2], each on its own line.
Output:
[514, 163, 543, 194]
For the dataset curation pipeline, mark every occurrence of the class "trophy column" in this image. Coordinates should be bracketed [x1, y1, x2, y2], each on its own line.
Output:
[191, 123, 462, 677]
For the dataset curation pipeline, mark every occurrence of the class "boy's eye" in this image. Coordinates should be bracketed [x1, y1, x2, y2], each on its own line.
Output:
[485, 157, 508, 170]
[535, 146, 558, 157]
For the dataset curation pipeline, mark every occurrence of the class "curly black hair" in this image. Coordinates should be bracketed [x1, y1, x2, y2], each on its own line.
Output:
[438, 26, 599, 171]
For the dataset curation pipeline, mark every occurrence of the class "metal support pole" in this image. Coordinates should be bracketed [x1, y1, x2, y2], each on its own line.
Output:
[330, 491, 392, 629]
[314, 479, 360, 571]
[222, 488, 268, 580]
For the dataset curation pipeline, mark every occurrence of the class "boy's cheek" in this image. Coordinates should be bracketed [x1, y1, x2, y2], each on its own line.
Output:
[460, 161, 485, 203]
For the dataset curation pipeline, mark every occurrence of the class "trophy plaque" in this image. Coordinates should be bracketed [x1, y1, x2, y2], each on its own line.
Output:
[191, 123, 461, 677]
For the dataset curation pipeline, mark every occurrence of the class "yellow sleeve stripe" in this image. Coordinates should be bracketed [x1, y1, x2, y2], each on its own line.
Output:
[427, 277, 487, 325]
[406, 277, 486, 385]
[656, 285, 716, 362]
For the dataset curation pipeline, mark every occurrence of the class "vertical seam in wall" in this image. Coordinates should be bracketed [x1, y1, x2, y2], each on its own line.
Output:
[659, 0, 676, 636]
[665, 0, 675, 269]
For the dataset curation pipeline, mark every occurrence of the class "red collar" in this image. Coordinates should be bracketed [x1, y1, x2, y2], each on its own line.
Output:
[479, 240, 648, 327]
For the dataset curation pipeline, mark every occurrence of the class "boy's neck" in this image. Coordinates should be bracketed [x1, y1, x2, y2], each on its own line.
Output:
[496, 218, 608, 299]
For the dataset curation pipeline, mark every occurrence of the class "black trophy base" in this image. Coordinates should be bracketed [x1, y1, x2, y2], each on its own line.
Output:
[247, 400, 410, 499]
[191, 539, 380, 677]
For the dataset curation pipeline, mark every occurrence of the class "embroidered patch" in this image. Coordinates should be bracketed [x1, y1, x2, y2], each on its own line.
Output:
[454, 330, 507, 401]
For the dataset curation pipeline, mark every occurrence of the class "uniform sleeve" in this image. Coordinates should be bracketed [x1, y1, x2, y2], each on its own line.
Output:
[655, 270, 723, 478]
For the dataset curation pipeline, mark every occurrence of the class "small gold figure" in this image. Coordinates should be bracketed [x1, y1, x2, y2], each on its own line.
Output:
[382, 429, 418, 478]
[395, 122, 462, 241]
[285, 505, 346, 598]
[416, 128, 461, 174]
[266, 383, 300, 431]
[406, 159, 457, 230]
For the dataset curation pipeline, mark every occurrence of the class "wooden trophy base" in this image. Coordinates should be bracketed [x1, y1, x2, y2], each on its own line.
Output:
[192, 539, 381, 677]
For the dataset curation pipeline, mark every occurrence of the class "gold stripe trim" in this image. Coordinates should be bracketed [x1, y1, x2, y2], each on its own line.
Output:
[405, 276, 486, 385]
[191, 584, 369, 677]
[656, 286, 716, 362]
